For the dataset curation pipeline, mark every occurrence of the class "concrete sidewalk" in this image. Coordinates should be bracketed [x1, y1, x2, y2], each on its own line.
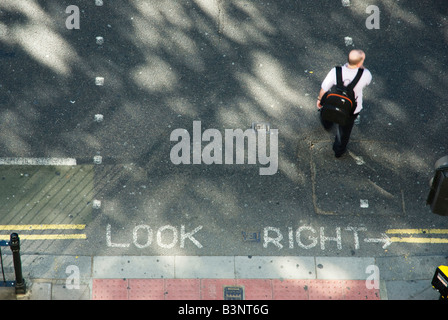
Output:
[0, 254, 445, 300]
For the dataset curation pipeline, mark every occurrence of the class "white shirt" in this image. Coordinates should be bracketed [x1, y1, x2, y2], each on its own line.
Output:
[321, 64, 372, 114]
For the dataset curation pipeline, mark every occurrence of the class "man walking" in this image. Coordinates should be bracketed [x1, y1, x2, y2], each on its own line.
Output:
[317, 50, 372, 157]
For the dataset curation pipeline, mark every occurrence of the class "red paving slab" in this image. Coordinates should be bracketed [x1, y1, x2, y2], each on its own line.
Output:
[308, 280, 345, 300]
[165, 279, 201, 300]
[201, 279, 236, 300]
[237, 279, 272, 300]
[128, 279, 165, 300]
[343, 280, 381, 300]
[92, 279, 129, 300]
[92, 279, 381, 300]
[272, 280, 309, 300]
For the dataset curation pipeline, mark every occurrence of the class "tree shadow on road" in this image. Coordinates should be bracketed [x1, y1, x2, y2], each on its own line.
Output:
[1, 0, 447, 255]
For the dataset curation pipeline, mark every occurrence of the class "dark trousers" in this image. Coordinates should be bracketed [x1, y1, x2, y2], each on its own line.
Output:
[320, 112, 358, 157]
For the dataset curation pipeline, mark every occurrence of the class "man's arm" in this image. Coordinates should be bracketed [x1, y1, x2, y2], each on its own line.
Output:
[317, 68, 336, 109]
[317, 88, 326, 109]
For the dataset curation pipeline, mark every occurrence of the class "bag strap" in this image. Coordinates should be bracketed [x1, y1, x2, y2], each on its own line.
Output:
[335, 66, 364, 90]
[335, 66, 343, 87]
[346, 68, 364, 91]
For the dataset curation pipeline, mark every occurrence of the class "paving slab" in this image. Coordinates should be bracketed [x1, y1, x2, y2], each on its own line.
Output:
[385, 280, 440, 300]
[0, 254, 92, 281]
[234, 256, 315, 279]
[315, 256, 375, 279]
[2, 254, 445, 300]
[52, 283, 91, 300]
[376, 255, 448, 281]
[0, 287, 17, 300]
[174, 256, 235, 278]
[91, 278, 381, 300]
[27, 282, 52, 300]
[93, 256, 174, 278]
[128, 279, 165, 300]
[165, 279, 201, 300]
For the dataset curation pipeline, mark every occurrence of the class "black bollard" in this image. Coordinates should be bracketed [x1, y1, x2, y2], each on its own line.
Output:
[9, 233, 26, 294]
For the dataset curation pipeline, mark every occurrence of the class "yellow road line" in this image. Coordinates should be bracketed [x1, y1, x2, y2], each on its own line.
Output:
[390, 237, 448, 244]
[0, 224, 85, 230]
[0, 234, 86, 240]
[386, 229, 448, 234]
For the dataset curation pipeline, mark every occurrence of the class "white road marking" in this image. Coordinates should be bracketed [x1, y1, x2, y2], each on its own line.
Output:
[0, 158, 77, 166]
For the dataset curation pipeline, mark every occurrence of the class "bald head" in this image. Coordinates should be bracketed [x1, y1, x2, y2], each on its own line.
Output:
[348, 50, 366, 68]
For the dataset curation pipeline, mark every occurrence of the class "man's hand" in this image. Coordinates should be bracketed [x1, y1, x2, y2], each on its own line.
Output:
[317, 88, 326, 110]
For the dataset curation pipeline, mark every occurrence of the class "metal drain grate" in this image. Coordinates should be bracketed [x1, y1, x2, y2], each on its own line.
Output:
[223, 286, 244, 300]
[242, 231, 260, 242]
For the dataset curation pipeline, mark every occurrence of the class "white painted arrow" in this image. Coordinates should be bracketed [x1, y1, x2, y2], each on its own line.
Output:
[364, 233, 392, 249]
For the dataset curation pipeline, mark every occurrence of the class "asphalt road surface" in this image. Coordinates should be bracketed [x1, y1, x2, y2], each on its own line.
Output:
[0, 0, 447, 259]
